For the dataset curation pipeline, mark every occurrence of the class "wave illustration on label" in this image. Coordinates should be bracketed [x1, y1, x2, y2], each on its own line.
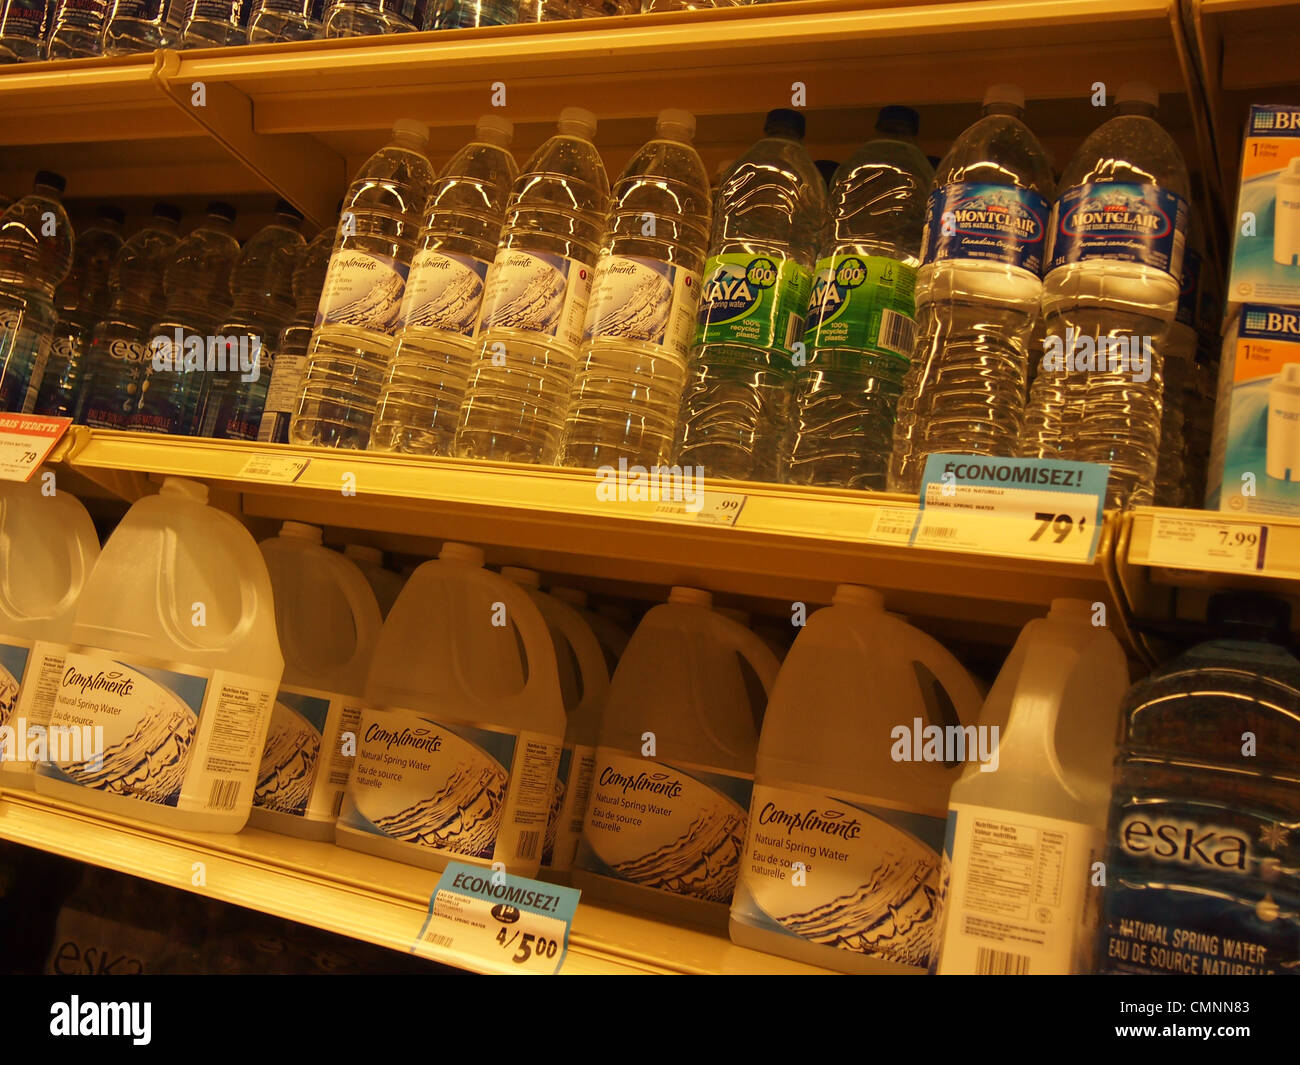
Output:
[0, 642, 28, 733]
[315, 251, 409, 332]
[399, 250, 489, 335]
[478, 250, 569, 335]
[254, 688, 328, 817]
[585, 257, 672, 340]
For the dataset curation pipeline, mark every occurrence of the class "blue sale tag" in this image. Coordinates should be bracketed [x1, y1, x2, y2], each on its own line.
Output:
[910, 454, 1109, 563]
[411, 861, 581, 975]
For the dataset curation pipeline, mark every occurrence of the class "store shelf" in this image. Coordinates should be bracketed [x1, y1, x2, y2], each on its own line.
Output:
[0, 788, 827, 975]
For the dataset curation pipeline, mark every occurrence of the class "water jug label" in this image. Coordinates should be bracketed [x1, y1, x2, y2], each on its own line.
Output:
[694, 254, 812, 362]
[805, 253, 917, 359]
[731, 780, 945, 969]
[397, 249, 490, 336]
[0, 1, 47, 36]
[933, 803, 1103, 974]
[40, 650, 275, 817]
[544, 742, 595, 871]
[575, 748, 752, 903]
[1046, 182, 1189, 278]
[254, 684, 361, 823]
[340, 705, 561, 868]
[257, 339, 306, 444]
[921, 183, 1050, 275]
[315, 250, 409, 332]
[1176, 246, 1202, 327]
[477, 249, 593, 349]
[0, 638, 70, 774]
[583, 255, 701, 358]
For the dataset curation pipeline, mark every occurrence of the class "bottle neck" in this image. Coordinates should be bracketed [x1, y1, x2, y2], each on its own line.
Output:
[1117, 101, 1158, 118]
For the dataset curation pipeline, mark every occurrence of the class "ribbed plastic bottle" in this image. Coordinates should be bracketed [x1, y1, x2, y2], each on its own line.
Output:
[1154, 210, 1205, 507]
[369, 116, 518, 456]
[0, 478, 100, 790]
[246, 0, 320, 38]
[322, 0, 428, 34]
[889, 85, 1053, 493]
[557, 109, 712, 470]
[102, 0, 180, 52]
[178, 0, 248, 46]
[46, 0, 110, 57]
[252, 522, 382, 841]
[201, 201, 305, 440]
[1020, 83, 1190, 509]
[75, 202, 182, 429]
[454, 109, 609, 464]
[0, 172, 74, 414]
[0, 0, 51, 60]
[340, 544, 404, 618]
[35, 205, 125, 418]
[784, 106, 933, 491]
[131, 201, 241, 435]
[429, 0, 514, 27]
[36, 477, 284, 834]
[676, 109, 827, 483]
[290, 120, 435, 449]
[515, 0, 575, 19]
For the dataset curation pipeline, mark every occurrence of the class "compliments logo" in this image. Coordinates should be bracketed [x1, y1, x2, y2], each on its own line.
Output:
[49, 996, 151, 1045]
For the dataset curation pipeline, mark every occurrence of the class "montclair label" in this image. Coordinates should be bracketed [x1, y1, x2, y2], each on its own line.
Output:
[597, 765, 684, 798]
[62, 666, 134, 699]
[364, 722, 443, 754]
[757, 803, 864, 840]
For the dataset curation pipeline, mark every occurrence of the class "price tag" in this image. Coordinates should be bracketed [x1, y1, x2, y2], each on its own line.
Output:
[653, 491, 747, 527]
[870, 505, 919, 545]
[411, 861, 581, 975]
[1145, 515, 1267, 573]
[236, 454, 311, 483]
[0, 414, 72, 482]
[910, 455, 1108, 563]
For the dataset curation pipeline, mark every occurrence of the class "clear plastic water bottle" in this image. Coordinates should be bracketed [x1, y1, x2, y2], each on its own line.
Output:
[0, 172, 74, 414]
[784, 106, 933, 491]
[290, 121, 434, 449]
[46, 0, 111, 57]
[369, 116, 518, 456]
[247, 0, 321, 39]
[200, 201, 305, 440]
[131, 201, 240, 435]
[102, 0, 180, 52]
[75, 202, 181, 428]
[1154, 213, 1204, 508]
[322, 0, 428, 34]
[428, 0, 513, 26]
[888, 85, 1053, 493]
[257, 218, 334, 443]
[1020, 83, 1189, 509]
[35, 205, 125, 418]
[557, 109, 711, 470]
[454, 108, 609, 464]
[676, 109, 826, 483]
[178, 0, 248, 45]
[516, 0, 575, 19]
[0, 0, 51, 60]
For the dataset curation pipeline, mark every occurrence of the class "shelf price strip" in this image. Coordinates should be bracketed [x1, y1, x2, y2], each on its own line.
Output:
[1143, 515, 1269, 574]
[411, 861, 580, 975]
[0, 414, 72, 482]
[908, 455, 1109, 564]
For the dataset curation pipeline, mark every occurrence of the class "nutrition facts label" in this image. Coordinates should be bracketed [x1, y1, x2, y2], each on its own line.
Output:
[961, 816, 1065, 919]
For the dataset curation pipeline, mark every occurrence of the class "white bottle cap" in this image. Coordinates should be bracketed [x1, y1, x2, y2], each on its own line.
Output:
[656, 108, 696, 143]
[280, 521, 323, 544]
[475, 114, 514, 147]
[392, 118, 430, 145]
[982, 83, 1025, 111]
[502, 566, 540, 587]
[832, 584, 884, 610]
[344, 544, 383, 565]
[158, 477, 208, 504]
[549, 586, 588, 607]
[668, 586, 712, 608]
[440, 542, 485, 566]
[1116, 82, 1159, 110]
[558, 107, 597, 139]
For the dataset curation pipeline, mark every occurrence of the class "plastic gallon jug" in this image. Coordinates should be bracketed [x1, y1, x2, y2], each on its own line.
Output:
[729, 585, 982, 972]
[547, 586, 629, 675]
[933, 599, 1129, 975]
[342, 544, 404, 618]
[36, 477, 283, 834]
[334, 543, 565, 876]
[251, 522, 382, 841]
[0, 477, 99, 788]
[502, 568, 610, 876]
[573, 587, 780, 927]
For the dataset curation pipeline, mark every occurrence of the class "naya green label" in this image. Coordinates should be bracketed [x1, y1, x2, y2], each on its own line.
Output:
[805, 254, 917, 360]
[694, 254, 812, 359]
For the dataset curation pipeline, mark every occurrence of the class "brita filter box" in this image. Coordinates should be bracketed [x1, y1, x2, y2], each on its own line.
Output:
[1228, 105, 1300, 306]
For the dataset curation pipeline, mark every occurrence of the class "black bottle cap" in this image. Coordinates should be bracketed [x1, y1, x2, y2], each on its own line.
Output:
[876, 105, 920, 137]
[814, 159, 839, 187]
[927, 155, 942, 169]
[274, 198, 304, 222]
[97, 204, 126, 225]
[34, 170, 66, 193]
[764, 108, 805, 140]
[1205, 593, 1292, 646]
[207, 200, 237, 223]
[151, 201, 183, 224]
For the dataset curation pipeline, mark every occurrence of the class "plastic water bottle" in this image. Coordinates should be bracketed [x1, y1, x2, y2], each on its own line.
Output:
[1155, 210, 1205, 507]
[0, 0, 50, 60]
[340, 544, 403, 617]
[178, 0, 248, 46]
[676, 109, 827, 483]
[0, 172, 74, 414]
[784, 106, 933, 490]
[35, 205, 125, 418]
[247, 0, 321, 39]
[516, 0, 574, 19]
[454, 109, 609, 464]
[557, 109, 711, 470]
[102, 0, 180, 52]
[46, 0, 110, 57]
[428, 0, 513, 27]
[201, 201, 305, 440]
[322, 0, 428, 35]
[37, 477, 284, 834]
[290, 120, 434, 450]
[1020, 84, 1189, 509]
[75, 202, 181, 429]
[131, 201, 240, 435]
[256, 218, 333, 444]
[933, 600, 1127, 975]
[888, 85, 1053, 493]
[0, 478, 100, 790]
[251, 522, 381, 841]
[369, 116, 518, 456]
[729, 585, 982, 972]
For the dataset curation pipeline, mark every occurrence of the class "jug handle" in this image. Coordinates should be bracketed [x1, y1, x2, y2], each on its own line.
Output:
[994, 630, 1079, 782]
[893, 625, 985, 728]
[463, 567, 564, 720]
[335, 560, 383, 675]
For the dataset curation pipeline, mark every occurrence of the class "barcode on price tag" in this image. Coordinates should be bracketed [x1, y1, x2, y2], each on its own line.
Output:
[1144, 516, 1268, 573]
[653, 491, 747, 527]
[236, 454, 311, 483]
[0, 414, 72, 482]
[410, 861, 581, 975]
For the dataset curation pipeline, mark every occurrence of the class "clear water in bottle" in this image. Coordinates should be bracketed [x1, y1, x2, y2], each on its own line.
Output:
[0, 0, 51, 61]
[75, 202, 181, 428]
[1154, 214, 1203, 508]
[35, 205, 125, 418]
[322, 0, 428, 34]
[429, 0, 514, 26]
[247, 0, 322, 39]
[201, 201, 305, 440]
[454, 108, 609, 465]
[785, 106, 933, 490]
[676, 109, 826, 483]
[178, 0, 249, 46]
[888, 85, 1053, 494]
[557, 109, 711, 470]
[369, 116, 518, 456]
[102, 0, 180, 53]
[46, 0, 110, 57]
[0, 172, 74, 414]
[290, 121, 435, 449]
[516, 0, 574, 20]
[131, 201, 241, 435]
